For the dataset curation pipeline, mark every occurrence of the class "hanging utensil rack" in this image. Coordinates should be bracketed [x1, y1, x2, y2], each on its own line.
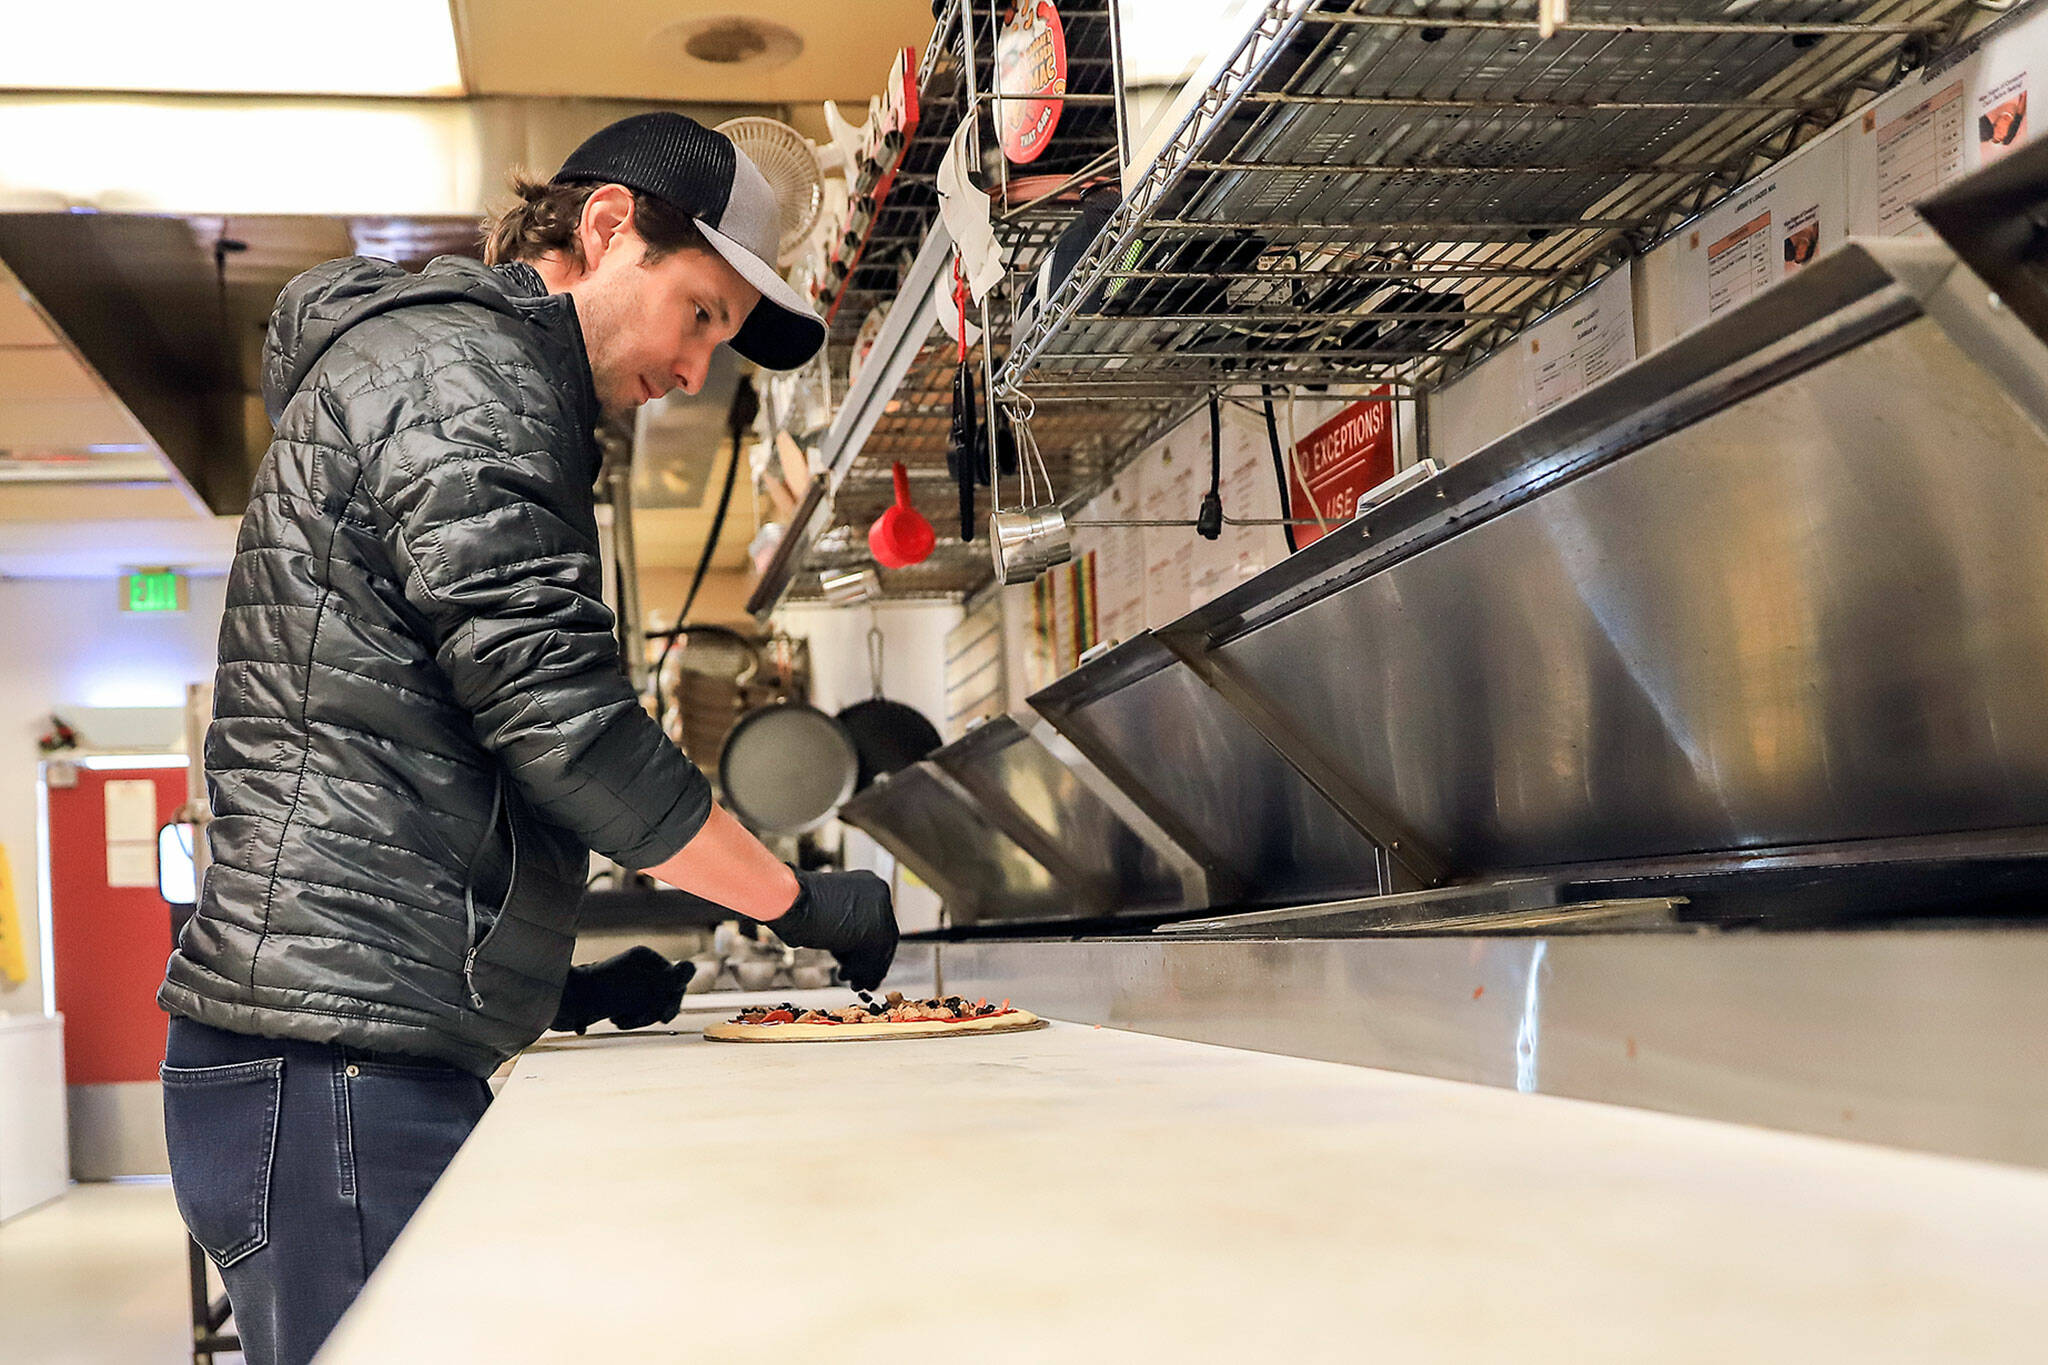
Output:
[757, 0, 1165, 614]
[761, 0, 1989, 616]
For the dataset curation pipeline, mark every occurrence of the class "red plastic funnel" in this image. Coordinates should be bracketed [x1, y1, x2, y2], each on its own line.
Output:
[868, 462, 936, 568]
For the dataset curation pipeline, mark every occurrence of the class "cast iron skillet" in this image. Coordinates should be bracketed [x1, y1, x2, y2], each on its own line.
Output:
[836, 697, 942, 791]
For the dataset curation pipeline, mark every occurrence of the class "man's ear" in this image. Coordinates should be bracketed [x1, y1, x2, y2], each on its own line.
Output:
[577, 184, 638, 269]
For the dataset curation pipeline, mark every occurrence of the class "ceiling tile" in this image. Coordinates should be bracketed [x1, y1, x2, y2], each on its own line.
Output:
[0, 512, 239, 577]
[0, 345, 153, 450]
[0, 484, 199, 525]
[457, 0, 934, 104]
[0, 282, 52, 347]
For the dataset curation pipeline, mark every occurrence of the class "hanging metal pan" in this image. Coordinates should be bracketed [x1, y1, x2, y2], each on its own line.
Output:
[717, 702, 860, 834]
[836, 697, 942, 790]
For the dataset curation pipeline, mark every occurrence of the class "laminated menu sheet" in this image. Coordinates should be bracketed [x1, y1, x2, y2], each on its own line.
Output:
[1217, 402, 1288, 580]
[1519, 265, 1637, 417]
[942, 597, 1004, 739]
[1679, 146, 1846, 330]
[1073, 482, 1146, 649]
[1845, 10, 2048, 236]
[1642, 2, 2048, 342]
[1867, 79, 1968, 234]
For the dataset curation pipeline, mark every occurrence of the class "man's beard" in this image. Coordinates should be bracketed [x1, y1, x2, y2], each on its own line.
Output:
[596, 381, 638, 423]
[576, 278, 641, 421]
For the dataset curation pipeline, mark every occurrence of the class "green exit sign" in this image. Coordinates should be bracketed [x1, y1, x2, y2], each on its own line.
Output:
[121, 570, 187, 614]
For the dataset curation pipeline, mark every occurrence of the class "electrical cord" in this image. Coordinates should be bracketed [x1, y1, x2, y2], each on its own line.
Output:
[1261, 385, 1298, 555]
[1196, 391, 1224, 540]
[650, 376, 759, 731]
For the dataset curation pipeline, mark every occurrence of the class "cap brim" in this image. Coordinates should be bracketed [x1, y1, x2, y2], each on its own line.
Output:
[696, 219, 826, 371]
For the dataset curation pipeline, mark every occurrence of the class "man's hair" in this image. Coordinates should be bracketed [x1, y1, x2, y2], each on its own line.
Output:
[481, 174, 708, 268]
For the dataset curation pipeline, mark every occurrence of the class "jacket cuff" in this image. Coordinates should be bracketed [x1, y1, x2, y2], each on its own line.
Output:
[606, 768, 713, 870]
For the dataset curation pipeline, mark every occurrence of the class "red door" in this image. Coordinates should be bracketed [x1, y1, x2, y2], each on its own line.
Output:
[45, 761, 188, 1086]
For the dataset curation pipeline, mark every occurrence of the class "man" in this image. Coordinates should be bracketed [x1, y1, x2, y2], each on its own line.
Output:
[157, 113, 896, 1365]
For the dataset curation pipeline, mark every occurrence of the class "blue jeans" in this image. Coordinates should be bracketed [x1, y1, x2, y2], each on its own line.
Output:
[162, 1016, 492, 1365]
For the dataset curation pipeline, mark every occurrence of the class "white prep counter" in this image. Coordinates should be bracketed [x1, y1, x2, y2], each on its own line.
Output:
[317, 996, 2048, 1363]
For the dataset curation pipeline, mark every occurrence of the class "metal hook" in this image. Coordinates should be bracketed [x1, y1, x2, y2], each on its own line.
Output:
[1015, 412, 1056, 509]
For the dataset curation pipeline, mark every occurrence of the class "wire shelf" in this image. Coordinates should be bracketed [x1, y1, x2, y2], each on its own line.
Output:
[823, 0, 1127, 365]
[792, 0, 1167, 607]
[998, 0, 1981, 399]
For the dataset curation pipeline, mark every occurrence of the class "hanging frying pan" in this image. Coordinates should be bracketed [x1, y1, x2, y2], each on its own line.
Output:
[717, 702, 860, 834]
[837, 699, 941, 790]
[835, 624, 941, 790]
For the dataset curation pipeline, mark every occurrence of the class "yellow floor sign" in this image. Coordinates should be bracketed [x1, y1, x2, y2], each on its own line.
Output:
[0, 843, 26, 984]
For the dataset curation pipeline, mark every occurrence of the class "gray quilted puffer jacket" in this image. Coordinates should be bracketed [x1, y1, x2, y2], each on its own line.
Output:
[159, 256, 712, 1075]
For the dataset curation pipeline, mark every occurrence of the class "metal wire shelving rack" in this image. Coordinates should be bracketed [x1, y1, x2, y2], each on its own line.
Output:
[769, 0, 1168, 608]
[768, 0, 1992, 614]
[996, 0, 1986, 409]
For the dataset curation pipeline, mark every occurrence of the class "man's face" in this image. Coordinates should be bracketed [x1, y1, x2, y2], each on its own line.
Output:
[557, 195, 762, 420]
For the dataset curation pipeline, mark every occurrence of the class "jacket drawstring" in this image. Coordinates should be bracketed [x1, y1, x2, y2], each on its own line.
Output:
[462, 770, 517, 1011]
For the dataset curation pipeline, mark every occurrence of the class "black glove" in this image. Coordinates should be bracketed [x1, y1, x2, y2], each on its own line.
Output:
[551, 946, 696, 1035]
[770, 868, 898, 992]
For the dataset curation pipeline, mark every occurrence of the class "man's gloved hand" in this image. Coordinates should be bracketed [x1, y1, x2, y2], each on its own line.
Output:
[769, 868, 898, 992]
[551, 946, 697, 1035]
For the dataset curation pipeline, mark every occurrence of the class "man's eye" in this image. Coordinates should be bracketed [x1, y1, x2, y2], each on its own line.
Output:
[696, 307, 710, 325]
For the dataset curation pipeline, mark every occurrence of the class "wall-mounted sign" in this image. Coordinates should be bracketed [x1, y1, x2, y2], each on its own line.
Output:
[120, 570, 187, 614]
[1287, 389, 1396, 548]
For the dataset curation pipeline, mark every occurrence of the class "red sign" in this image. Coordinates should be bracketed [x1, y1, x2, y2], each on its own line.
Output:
[996, 1, 1067, 164]
[1287, 389, 1396, 547]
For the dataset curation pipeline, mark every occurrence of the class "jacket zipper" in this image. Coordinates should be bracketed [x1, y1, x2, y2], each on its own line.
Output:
[461, 770, 518, 1011]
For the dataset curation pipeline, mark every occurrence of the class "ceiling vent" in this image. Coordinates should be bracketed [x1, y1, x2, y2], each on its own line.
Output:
[663, 15, 803, 70]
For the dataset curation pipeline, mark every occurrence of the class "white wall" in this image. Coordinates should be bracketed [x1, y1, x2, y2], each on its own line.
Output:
[775, 600, 962, 723]
[0, 576, 227, 1018]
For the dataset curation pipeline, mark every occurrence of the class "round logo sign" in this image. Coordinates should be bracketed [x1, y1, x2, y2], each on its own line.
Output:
[996, 1, 1068, 165]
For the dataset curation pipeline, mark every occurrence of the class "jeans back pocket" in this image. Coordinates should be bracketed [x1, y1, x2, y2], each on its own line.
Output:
[161, 1057, 284, 1267]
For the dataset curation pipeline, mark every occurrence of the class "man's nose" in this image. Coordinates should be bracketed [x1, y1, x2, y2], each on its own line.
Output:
[672, 343, 713, 396]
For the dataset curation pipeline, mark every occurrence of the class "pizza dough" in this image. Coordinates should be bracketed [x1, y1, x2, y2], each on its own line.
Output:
[704, 1009, 1043, 1043]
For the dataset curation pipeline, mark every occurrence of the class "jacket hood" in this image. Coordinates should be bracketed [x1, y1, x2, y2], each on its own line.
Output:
[261, 256, 596, 433]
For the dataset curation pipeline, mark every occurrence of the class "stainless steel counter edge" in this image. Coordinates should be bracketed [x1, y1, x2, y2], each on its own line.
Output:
[938, 928, 2048, 1170]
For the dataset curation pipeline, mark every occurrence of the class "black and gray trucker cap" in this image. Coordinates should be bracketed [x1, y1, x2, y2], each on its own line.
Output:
[553, 112, 825, 371]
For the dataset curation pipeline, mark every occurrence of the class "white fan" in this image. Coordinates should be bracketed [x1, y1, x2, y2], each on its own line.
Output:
[716, 116, 828, 266]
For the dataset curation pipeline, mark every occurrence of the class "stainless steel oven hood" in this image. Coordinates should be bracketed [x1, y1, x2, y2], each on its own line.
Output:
[842, 710, 1210, 926]
[1149, 233, 2048, 889]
